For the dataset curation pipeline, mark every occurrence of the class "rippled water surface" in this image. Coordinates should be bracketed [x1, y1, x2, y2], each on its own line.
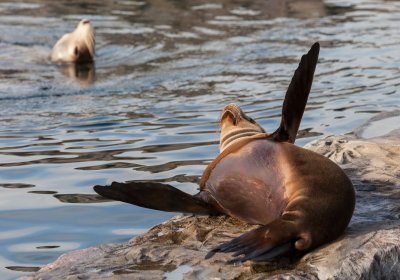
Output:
[0, 0, 399, 278]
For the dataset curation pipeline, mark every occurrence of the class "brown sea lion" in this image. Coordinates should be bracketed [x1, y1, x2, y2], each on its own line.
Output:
[94, 42, 355, 262]
[50, 19, 95, 63]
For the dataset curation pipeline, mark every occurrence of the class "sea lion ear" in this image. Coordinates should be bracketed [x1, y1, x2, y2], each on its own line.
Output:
[271, 42, 320, 143]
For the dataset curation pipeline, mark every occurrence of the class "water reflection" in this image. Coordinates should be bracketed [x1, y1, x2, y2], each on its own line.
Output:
[58, 62, 95, 86]
[53, 193, 111, 203]
[5, 266, 40, 273]
[0, 0, 399, 279]
[0, 183, 35, 189]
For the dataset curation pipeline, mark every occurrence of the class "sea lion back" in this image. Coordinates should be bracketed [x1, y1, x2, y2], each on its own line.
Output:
[281, 143, 355, 246]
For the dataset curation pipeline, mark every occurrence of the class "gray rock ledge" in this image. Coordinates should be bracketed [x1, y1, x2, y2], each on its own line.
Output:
[22, 131, 400, 280]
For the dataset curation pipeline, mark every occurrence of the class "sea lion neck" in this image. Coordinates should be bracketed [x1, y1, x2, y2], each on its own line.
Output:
[74, 20, 95, 57]
[220, 129, 263, 152]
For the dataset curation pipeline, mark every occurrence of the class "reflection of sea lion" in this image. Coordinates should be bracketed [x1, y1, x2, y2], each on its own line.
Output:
[50, 19, 95, 63]
[59, 62, 95, 86]
[94, 42, 355, 262]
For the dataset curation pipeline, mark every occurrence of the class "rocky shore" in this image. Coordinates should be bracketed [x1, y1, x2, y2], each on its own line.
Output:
[22, 114, 400, 280]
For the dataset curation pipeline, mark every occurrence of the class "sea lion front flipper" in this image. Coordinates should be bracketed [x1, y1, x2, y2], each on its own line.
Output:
[206, 219, 298, 262]
[272, 42, 320, 143]
[93, 181, 220, 215]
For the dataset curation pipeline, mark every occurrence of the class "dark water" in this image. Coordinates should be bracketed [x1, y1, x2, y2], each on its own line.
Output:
[0, 0, 399, 278]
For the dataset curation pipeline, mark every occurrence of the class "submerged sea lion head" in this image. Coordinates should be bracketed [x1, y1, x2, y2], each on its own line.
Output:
[219, 103, 265, 152]
[50, 19, 95, 63]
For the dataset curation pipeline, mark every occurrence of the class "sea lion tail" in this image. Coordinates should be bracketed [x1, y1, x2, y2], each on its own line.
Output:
[205, 220, 299, 262]
[272, 42, 320, 143]
[93, 181, 220, 215]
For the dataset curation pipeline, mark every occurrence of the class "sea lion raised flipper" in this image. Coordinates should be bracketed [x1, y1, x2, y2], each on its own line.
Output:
[272, 42, 320, 143]
[94, 181, 220, 215]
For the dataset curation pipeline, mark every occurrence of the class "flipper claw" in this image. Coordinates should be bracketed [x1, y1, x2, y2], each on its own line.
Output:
[206, 225, 297, 263]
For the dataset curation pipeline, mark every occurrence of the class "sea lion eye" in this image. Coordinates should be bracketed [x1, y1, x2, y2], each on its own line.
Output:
[74, 46, 79, 56]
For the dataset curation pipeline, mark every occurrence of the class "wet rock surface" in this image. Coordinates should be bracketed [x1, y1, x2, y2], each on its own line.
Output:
[22, 130, 400, 280]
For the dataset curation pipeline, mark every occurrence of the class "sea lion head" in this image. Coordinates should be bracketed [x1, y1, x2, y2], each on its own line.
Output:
[50, 19, 95, 63]
[219, 103, 265, 152]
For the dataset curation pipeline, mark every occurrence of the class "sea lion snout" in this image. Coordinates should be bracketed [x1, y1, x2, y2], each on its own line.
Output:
[81, 19, 90, 25]
[221, 103, 258, 126]
[219, 104, 265, 152]
[221, 104, 242, 125]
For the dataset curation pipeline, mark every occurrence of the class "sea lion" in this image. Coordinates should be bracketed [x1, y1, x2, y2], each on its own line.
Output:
[94, 42, 355, 262]
[50, 19, 95, 63]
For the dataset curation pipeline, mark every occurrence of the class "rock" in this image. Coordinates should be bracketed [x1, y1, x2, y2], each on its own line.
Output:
[21, 130, 400, 280]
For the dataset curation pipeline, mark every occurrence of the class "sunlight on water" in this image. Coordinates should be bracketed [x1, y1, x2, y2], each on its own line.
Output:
[0, 0, 399, 278]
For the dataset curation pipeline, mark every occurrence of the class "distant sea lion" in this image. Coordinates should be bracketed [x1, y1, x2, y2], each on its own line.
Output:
[50, 19, 95, 63]
[94, 42, 355, 262]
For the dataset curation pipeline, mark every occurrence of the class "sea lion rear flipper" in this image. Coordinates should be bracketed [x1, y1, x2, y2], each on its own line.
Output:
[272, 42, 320, 143]
[93, 181, 220, 215]
[206, 221, 298, 262]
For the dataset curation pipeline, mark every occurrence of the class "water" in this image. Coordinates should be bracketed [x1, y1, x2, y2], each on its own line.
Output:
[0, 0, 399, 278]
